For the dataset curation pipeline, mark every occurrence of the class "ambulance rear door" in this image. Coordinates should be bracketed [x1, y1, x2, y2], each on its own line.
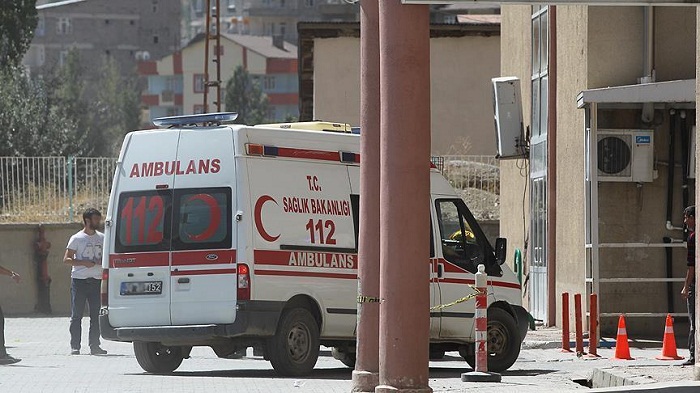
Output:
[107, 130, 178, 327]
[169, 127, 236, 325]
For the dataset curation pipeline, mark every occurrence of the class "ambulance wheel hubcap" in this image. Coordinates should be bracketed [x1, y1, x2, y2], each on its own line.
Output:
[488, 322, 508, 355]
[287, 323, 310, 362]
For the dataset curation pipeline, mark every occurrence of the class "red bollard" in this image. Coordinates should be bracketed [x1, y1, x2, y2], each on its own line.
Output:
[587, 293, 600, 358]
[561, 292, 571, 352]
[574, 293, 585, 355]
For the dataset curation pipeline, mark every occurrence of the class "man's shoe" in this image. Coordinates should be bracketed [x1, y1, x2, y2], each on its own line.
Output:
[681, 358, 695, 366]
[90, 347, 107, 355]
[71, 348, 80, 355]
[0, 355, 21, 365]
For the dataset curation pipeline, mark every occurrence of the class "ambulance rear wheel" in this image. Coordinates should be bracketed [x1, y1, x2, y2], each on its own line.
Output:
[133, 341, 184, 374]
[268, 308, 320, 377]
[461, 308, 521, 373]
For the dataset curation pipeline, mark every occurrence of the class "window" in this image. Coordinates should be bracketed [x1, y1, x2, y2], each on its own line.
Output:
[153, 35, 159, 44]
[105, 19, 110, 25]
[193, 104, 205, 114]
[193, 74, 206, 93]
[304, 0, 314, 6]
[263, 75, 276, 90]
[36, 16, 45, 36]
[173, 188, 232, 250]
[57, 17, 72, 35]
[130, 20, 135, 26]
[279, 22, 286, 37]
[58, 50, 69, 66]
[436, 199, 484, 272]
[166, 107, 183, 116]
[115, 191, 172, 253]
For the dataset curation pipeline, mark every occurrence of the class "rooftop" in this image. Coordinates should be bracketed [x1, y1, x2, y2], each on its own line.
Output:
[186, 33, 297, 59]
[37, 0, 86, 10]
[456, 14, 502, 25]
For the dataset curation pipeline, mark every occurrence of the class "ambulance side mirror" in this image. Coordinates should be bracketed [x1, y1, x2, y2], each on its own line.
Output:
[494, 238, 507, 265]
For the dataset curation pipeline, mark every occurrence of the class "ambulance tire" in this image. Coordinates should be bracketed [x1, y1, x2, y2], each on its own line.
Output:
[461, 308, 520, 373]
[268, 308, 320, 377]
[133, 342, 184, 374]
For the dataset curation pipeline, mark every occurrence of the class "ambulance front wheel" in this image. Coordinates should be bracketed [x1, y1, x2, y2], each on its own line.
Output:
[133, 341, 185, 374]
[461, 307, 521, 373]
[268, 308, 320, 376]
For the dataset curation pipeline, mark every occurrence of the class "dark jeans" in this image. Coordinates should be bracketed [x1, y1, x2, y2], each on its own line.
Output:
[689, 284, 696, 362]
[0, 304, 6, 357]
[70, 278, 101, 350]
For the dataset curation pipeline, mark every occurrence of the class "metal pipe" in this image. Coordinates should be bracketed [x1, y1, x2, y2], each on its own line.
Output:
[546, 5, 558, 328]
[680, 110, 690, 220]
[641, 6, 655, 123]
[588, 293, 599, 357]
[663, 236, 674, 313]
[667, 109, 678, 230]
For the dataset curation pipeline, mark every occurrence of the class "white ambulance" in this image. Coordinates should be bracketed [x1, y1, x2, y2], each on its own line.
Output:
[100, 112, 528, 377]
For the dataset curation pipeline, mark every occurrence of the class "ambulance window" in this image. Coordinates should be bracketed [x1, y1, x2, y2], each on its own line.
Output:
[173, 188, 232, 250]
[115, 191, 172, 253]
[436, 199, 483, 273]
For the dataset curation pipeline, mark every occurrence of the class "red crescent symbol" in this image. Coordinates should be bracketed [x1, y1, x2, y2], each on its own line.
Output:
[254, 195, 280, 242]
[185, 194, 221, 241]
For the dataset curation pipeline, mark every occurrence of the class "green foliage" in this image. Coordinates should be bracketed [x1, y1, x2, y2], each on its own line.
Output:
[0, 0, 38, 68]
[224, 65, 269, 125]
[0, 49, 142, 157]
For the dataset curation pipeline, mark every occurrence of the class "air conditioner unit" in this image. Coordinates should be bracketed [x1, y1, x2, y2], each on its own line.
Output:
[597, 129, 654, 183]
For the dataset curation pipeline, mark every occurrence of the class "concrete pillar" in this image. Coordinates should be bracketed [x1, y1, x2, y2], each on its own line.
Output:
[376, 1, 432, 392]
[352, 0, 381, 391]
[695, 6, 700, 379]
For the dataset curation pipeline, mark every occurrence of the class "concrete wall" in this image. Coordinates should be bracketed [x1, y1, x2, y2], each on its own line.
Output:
[312, 33, 501, 155]
[499, 5, 531, 308]
[0, 224, 82, 316]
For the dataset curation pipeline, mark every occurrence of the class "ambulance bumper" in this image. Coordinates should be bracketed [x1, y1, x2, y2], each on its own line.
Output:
[100, 301, 284, 343]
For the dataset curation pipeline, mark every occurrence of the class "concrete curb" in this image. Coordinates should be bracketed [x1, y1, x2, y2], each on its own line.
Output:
[591, 367, 656, 389]
[590, 381, 700, 392]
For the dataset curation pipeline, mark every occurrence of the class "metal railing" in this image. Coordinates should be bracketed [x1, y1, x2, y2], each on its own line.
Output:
[0, 156, 116, 223]
[0, 155, 499, 223]
[437, 155, 500, 221]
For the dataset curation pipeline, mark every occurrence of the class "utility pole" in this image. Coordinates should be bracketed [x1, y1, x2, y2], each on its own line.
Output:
[203, 0, 222, 113]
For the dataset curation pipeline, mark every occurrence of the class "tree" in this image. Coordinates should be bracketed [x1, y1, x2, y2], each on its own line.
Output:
[0, 67, 75, 156]
[50, 49, 92, 156]
[92, 56, 141, 156]
[224, 65, 269, 125]
[0, 0, 38, 68]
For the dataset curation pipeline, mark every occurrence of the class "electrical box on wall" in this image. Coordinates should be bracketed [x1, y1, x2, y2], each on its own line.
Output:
[491, 77, 525, 159]
[597, 129, 654, 183]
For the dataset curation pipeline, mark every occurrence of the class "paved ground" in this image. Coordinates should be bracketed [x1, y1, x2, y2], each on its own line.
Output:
[1, 317, 699, 392]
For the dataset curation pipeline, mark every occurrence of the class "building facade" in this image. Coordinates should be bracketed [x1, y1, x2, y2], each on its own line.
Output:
[23, 0, 180, 81]
[500, 5, 696, 335]
[139, 33, 298, 123]
[181, 0, 359, 45]
[298, 21, 501, 155]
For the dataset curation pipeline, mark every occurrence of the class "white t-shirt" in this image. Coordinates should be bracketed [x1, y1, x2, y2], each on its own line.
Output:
[66, 230, 105, 279]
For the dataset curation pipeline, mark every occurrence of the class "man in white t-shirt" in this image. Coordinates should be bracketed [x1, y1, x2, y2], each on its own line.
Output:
[64, 208, 107, 355]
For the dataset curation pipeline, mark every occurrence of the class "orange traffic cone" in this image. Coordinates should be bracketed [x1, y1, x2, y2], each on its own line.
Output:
[656, 314, 684, 360]
[613, 315, 634, 360]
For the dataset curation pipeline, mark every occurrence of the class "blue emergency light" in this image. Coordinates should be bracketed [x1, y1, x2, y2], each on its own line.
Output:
[152, 112, 239, 128]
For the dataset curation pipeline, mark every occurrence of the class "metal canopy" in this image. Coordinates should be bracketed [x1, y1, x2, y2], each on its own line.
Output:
[577, 79, 696, 108]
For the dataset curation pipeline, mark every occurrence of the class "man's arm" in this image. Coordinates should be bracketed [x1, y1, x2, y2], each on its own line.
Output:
[64, 249, 96, 268]
[682, 266, 695, 299]
[0, 265, 21, 283]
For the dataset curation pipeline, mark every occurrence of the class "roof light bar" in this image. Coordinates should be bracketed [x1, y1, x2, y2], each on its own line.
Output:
[152, 112, 238, 128]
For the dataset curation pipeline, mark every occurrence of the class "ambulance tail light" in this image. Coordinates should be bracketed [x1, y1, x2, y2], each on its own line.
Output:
[237, 263, 251, 300]
[101, 269, 109, 307]
[245, 143, 278, 157]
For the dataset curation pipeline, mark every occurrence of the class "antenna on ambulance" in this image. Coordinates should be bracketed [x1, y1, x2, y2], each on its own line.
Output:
[203, 0, 222, 113]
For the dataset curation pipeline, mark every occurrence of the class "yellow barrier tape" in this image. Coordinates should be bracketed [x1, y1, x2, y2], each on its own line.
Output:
[429, 285, 483, 311]
[357, 295, 382, 304]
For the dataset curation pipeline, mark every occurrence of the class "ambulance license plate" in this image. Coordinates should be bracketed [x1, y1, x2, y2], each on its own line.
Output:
[120, 281, 162, 296]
